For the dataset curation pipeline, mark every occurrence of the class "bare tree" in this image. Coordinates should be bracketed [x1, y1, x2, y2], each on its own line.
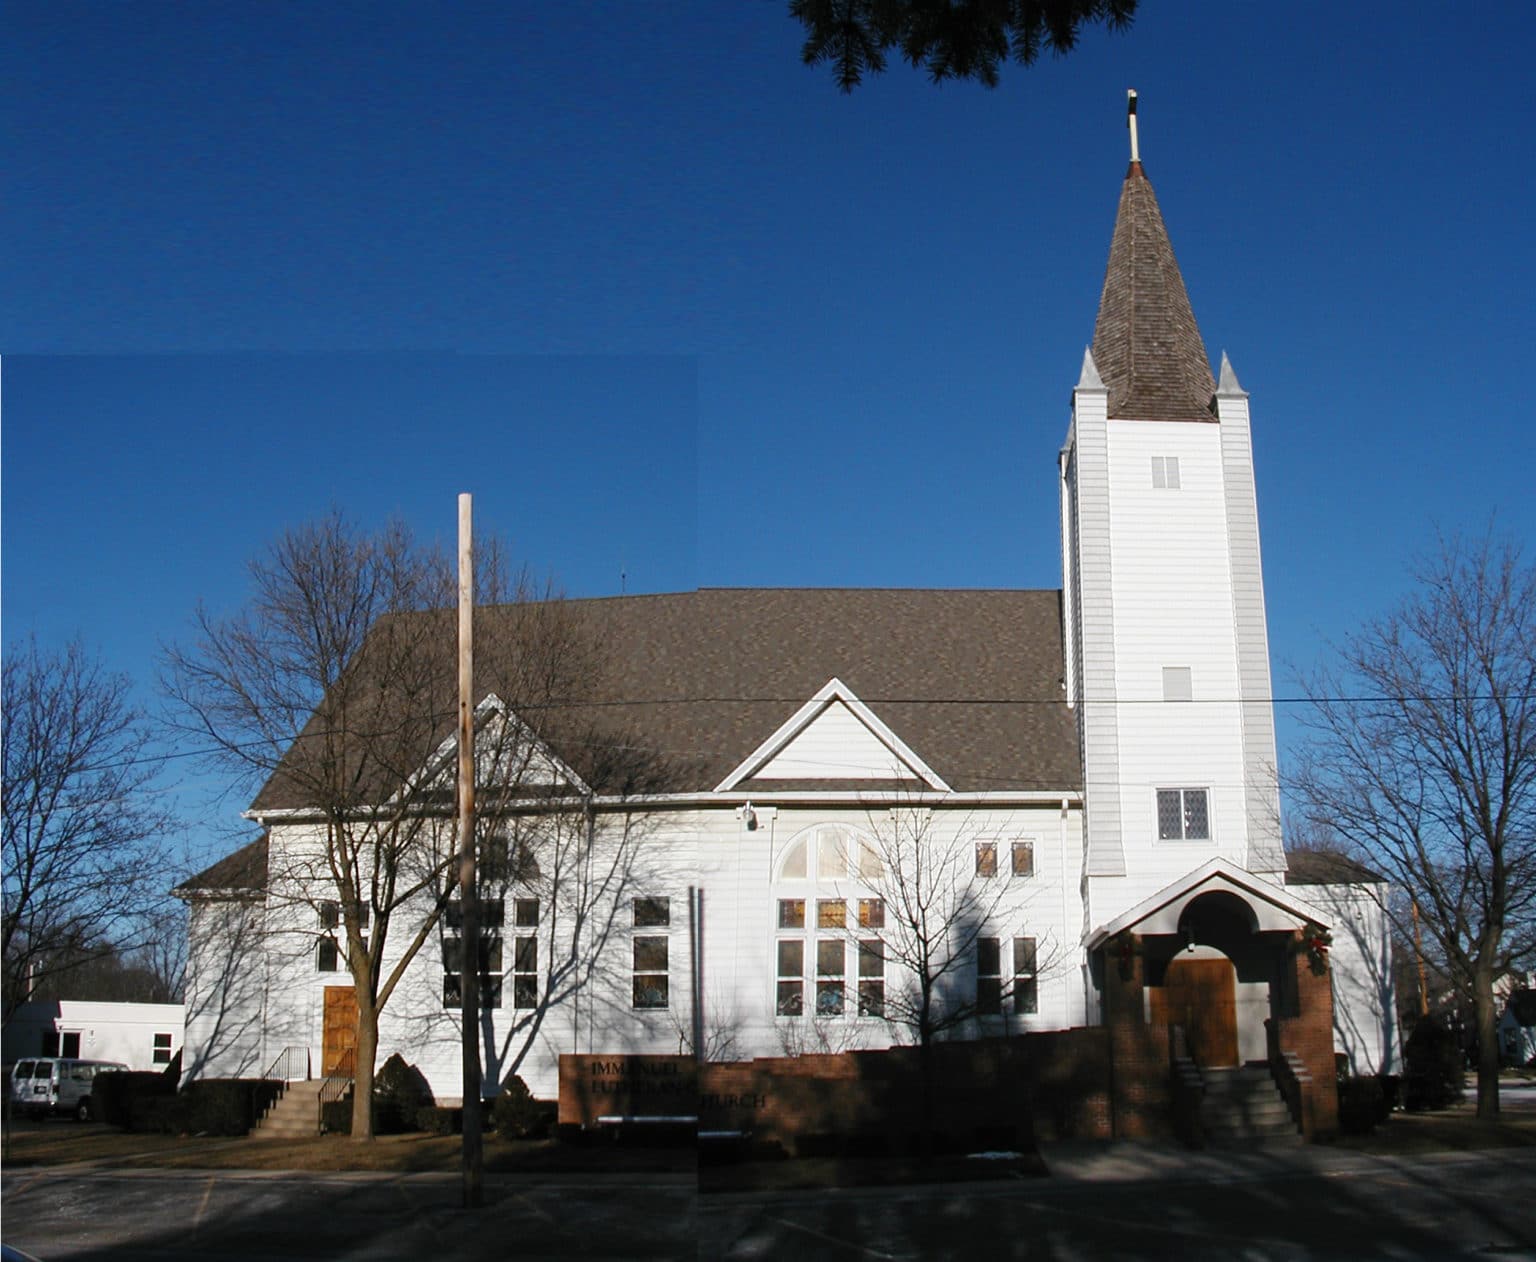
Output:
[3, 637, 171, 1018]
[164, 512, 620, 1139]
[1296, 533, 1536, 1118]
[848, 806, 1059, 1146]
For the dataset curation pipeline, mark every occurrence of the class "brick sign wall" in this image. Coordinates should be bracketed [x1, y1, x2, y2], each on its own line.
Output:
[558, 1054, 699, 1126]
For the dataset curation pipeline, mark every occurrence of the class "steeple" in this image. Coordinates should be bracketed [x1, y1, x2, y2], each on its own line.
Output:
[1090, 92, 1216, 423]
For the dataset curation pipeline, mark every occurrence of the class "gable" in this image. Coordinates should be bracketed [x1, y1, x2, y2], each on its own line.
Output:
[716, 678, 950, 792]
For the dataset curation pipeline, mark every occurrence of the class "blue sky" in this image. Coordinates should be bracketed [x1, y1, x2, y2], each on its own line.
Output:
[5, 2, 1534, 868]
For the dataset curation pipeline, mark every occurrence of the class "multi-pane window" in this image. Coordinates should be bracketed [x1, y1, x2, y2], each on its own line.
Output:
[975, 842, 998, 877]
[776, 940, 805, 1015]
[1157, 788, 1210, 840]
[317, 936, 339, 972]
[775, 825, 884, 1022]
[976, 937, 1002, 1015]
[815, 939, 845, 1015]
[632, 936, 669, 1009]
[153, 1033, 173, 1065]
[510, 935, 535, 1009]
[1013, 937, 1038, 1015]
[1011, 842, 1034, 879]
[443, 896, 512, 1009]
[1151, 455, 1181, 489]
[858, 940, 885, 1017]
[443, 935, 504, 1009]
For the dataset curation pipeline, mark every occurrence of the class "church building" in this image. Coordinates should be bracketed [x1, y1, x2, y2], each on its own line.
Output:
[178, 102, 1398, 1141]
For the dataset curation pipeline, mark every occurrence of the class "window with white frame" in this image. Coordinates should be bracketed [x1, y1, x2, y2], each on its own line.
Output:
[1013, 937, 1038, 1014]
[443, 896, 509, 1009]
[1151, 455, 1181, 489]
[975, 841, 998, 877]
[773, 824, 884, 1021]
[632, 936, 669, 1009]
[1011, 841, 1034, 879]
[1157, 788, 1210, 840]
[632, 895, 670, 1009]
[977, 937, 1002, 1015]
[858, 939, 885, 1016]
[153, 1033, 173, 1064]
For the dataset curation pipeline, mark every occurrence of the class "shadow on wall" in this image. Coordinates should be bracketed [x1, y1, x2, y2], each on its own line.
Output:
[182, 901, 266, 1081]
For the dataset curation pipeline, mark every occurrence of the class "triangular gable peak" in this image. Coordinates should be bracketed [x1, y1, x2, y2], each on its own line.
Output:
[715, 677, 951, 793]
[1084, 857, 1329, 950]
[409, 693, 591, 801]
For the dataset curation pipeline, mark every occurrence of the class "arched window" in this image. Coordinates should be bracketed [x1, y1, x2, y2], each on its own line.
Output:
[773, 824, 885, 1019]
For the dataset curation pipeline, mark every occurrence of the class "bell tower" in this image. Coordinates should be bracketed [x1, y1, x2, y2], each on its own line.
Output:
[1060, 93, 1284, 933]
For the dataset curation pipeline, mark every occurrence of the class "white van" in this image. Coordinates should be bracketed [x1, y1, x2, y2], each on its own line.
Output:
[8, 1057, 129, 1121]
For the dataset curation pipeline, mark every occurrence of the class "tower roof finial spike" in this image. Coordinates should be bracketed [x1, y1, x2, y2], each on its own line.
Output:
[1127, 88, 1139, 165]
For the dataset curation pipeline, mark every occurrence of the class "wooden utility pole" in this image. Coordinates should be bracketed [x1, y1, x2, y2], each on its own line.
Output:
[458, 493, 483, 1208]
[1411, 897, 1430, 1018]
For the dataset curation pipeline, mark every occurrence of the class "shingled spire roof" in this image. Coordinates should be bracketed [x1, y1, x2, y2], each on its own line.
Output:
[1090, 161, 1216, 422]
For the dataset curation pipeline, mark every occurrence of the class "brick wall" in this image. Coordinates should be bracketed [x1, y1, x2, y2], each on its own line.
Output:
[1269, 931, 1340, 1137]
[1101, 935, 1176, 1139]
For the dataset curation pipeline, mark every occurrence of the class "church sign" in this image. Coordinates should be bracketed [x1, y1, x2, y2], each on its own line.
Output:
[558, 1053, 698, 1127]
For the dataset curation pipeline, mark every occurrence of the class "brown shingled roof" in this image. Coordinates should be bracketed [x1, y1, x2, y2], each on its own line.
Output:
[1091, 162, 1216, 423]
[1284, 849, 1387, 886]
[250, 588, 1080, 813]
[175, 833, 269, 896]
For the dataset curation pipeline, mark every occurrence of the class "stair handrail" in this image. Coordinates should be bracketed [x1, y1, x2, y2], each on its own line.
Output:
[262, 1045, 312, 1083]
[319, 1048, 357, 1106]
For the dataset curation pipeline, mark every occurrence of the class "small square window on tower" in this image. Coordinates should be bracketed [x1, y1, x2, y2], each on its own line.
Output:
[1163, 666, 1193, 702]
[1157, 788, 1211, 840]
[1151, 455, 1182, 489]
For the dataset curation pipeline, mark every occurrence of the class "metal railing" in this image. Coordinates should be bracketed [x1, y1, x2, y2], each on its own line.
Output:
[263, 1045, 312, 1084]
[319, 1048, 356, 1106]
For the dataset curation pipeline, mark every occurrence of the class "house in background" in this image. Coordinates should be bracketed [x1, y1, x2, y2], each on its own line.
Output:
[179, 104, 1396, 1139]
[1500, 991, 1536, 1066]
[2, 1000, 184, 1073]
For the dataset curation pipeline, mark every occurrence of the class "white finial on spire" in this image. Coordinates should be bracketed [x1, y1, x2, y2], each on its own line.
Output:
[1127, 89, 1139, 164]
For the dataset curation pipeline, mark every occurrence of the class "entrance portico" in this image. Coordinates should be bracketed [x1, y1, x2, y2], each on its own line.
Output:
[1087, 858, 1341, 1138]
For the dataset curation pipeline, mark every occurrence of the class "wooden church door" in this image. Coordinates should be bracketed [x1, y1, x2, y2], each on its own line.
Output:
[1152, 956, 1239, 1068]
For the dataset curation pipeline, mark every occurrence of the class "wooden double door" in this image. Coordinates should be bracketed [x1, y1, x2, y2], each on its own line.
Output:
[1151, 956, 1240, 1068]
[322, 986, 358, 1075]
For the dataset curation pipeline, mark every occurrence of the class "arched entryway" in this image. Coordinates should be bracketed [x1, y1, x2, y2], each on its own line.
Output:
[1150, 953, 1239, 1067]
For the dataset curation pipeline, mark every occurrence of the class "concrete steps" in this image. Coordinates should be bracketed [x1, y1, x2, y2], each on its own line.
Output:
[1199, 1066, 1302, 1145]
[252, 1079, 325, 1139]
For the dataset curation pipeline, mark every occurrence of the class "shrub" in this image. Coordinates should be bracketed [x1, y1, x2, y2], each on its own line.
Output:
[321, 1096, 353, 1134]
[94, 1071, 175, 1129]
[492, 1074, 552, 1139]
[373, 1054, 432, 1134]
[117, 1078, 282, 1136]
[1404, 1017, 1465, 1111]
[416, 1105, 462, 1135]
[1337, 1075, 1388, 1134]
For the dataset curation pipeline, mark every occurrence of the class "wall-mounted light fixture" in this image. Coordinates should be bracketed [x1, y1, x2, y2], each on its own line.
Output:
[739, 802, 757, 831]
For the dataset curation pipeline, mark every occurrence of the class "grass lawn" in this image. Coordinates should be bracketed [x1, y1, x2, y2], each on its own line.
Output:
[1, 1123, 694, 1175]
[1331, 1102, 1536, 1155]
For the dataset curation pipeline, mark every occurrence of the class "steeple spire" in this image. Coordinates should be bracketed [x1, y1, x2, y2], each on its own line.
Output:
[1090, 95, 1216, 423]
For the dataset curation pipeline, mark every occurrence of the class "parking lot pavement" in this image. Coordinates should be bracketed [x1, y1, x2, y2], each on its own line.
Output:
[2, 1168, 698, 1261]
[8, 1138, 1536, 1261]
[698, 1148, 1536, 1261]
